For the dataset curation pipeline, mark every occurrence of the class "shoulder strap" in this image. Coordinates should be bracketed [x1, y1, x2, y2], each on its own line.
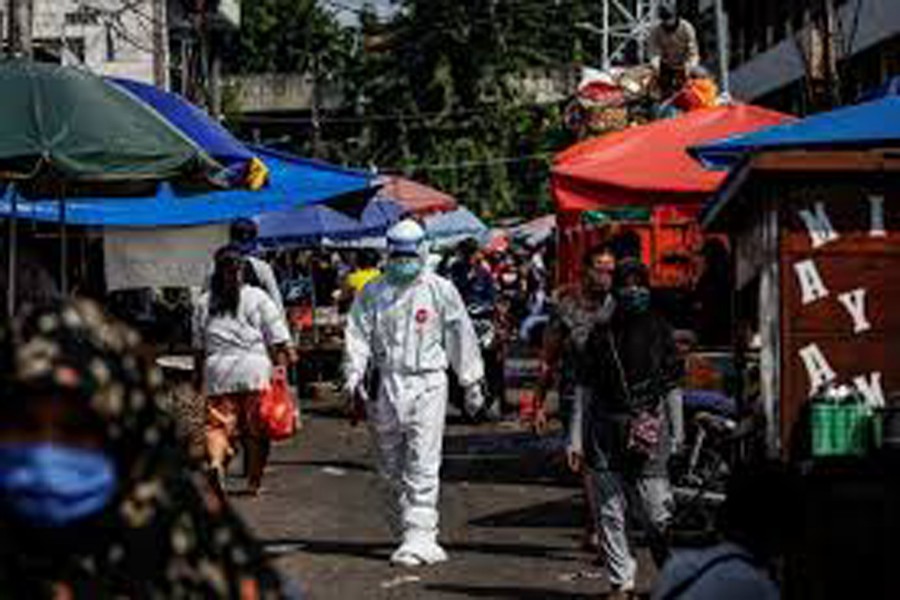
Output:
[659, 551, 758, 600]
[606, 329, 633, 406]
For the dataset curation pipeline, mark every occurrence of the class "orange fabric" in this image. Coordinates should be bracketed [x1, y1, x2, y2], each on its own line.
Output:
[551, 104, 792, 212]
[673, 78, 720, 111]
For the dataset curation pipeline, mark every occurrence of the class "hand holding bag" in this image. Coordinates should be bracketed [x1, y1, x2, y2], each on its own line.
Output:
[259, 367, 298, 441]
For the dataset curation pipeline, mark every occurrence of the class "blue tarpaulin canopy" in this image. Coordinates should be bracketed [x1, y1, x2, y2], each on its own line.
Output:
[258, 198, 406, 248]
[691, 97, 900, 170]
[109, 77, 254, 174]
[424, 207, 488, 248]
[0, 147, 372, 227]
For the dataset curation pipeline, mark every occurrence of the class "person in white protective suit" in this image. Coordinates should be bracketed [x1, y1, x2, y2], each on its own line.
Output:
[344, 219, 486, 567]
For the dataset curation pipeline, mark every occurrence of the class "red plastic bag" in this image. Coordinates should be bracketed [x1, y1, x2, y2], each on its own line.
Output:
[259, 370, 298, 441]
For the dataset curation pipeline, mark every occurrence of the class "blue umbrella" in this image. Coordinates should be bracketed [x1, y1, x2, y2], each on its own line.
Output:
[258, 198, 406, 248]
[0, 147, 372, 227]
[424, 207, 488, 248]
[109, 77, 255, 182]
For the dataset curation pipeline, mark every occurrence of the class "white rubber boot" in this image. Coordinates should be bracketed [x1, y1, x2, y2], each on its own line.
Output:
[389, 529, 448, 566]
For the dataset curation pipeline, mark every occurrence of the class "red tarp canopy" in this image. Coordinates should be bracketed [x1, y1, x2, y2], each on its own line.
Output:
[551, 104, 792, 212]
[377, 175, 457, 216]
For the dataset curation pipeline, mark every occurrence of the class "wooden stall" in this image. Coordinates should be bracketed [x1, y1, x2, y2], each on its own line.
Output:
[704, 151, 900, 455]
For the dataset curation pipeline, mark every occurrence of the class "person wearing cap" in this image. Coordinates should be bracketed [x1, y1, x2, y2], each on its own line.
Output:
[344, 219, 486, 567]
[648, 4, 700, 99]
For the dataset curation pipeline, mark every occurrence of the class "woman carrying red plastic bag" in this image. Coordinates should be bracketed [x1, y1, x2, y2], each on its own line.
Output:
[194, 245, 294, 497]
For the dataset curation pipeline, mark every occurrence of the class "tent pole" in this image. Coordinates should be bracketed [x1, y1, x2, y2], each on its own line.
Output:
[7, 187, 17, 319]
[59, 190, 68, 295]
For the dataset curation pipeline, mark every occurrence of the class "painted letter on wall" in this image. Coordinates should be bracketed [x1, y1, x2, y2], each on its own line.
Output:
[793, 259, 830, 305]
[869, 195, 887, 238]
[798, 202, 840, 249]
[799, 343, 837, 396]
[854, 372, 886, 408]
[837, 289, 872, 334]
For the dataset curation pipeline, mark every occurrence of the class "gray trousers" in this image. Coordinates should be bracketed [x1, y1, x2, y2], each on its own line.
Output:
[588, 467, 673, 587]
[570, 386, 678, 588]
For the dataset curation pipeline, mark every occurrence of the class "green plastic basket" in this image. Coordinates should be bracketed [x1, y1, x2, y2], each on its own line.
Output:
[811, 402, 871, 457]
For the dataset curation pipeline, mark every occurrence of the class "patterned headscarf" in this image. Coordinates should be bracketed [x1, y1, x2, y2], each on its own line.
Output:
[0, 300, 293, 599]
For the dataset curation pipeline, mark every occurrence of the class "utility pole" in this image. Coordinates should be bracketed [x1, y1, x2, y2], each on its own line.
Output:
[822, 0, 840, 108]
[714, 0, 730, 96]
[6, 0, 33, 58]
[601, 0, 610, 69]
[152, 0, 167, 89]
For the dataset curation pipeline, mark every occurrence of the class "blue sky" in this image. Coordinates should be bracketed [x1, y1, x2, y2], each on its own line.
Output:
[320, 0, 399, 26]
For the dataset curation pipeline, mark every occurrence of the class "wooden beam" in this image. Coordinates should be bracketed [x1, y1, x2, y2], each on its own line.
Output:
[751, 149, 900, 172]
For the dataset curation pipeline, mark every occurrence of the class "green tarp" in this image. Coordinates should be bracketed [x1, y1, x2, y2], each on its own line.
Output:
[0, 60, 216, 185]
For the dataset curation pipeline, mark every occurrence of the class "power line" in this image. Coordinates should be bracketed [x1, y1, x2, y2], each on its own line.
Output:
[232, 99, 563, 126]
[378, 152, 552, 174]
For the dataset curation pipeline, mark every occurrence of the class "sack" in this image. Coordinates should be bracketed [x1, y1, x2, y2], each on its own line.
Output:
[627, 408, 663, 458]
[259, 370, 298, 441]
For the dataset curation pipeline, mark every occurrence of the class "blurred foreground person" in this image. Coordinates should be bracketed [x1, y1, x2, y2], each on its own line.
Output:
[652, 463, 787, 599]
[345, 219, 485, 567]
[194, 246, 292, 496]
[0, 300, 294, 598]
[577, 259, 681, 599]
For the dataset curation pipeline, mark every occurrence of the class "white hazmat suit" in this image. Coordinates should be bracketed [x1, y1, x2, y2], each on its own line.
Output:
[345, 220, 485, 567]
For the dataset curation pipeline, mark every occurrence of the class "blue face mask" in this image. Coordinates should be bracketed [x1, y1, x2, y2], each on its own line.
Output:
[618, 286, 651, 313]
[0, 443, 117, 528]
[386, 257, 423, 284]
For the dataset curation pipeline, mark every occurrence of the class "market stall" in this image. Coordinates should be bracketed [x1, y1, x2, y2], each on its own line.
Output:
[694, 91, 900, 600]
[551, 104, 791, 289]
[695, 93, 900, 456]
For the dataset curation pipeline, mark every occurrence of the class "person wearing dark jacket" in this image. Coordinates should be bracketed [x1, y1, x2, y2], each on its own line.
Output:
[652, 463, 787, 600]
[573, 259, 681, 599]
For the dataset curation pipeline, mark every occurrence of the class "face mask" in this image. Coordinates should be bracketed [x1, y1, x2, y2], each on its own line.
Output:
[385, 258, 423, 284]
[0, 443, 117, 528]
[618, 286, 651, 313]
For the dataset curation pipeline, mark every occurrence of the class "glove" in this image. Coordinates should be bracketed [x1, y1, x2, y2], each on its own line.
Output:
[344, 376, 369, 427]
[464, 382, 485, 416]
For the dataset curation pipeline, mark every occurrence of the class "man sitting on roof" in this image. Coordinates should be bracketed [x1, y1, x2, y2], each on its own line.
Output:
[648, 4, 700, 100]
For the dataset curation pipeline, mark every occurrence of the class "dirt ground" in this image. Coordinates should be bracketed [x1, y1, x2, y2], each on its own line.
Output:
[230, 393, 660, 599]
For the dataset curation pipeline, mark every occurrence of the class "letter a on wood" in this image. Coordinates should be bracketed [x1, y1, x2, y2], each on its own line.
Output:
[793, 259, 829, 305]
[799, 343, 837, 396]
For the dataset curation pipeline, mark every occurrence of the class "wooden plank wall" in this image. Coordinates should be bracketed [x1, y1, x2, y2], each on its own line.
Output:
[778, 180, 900, 449]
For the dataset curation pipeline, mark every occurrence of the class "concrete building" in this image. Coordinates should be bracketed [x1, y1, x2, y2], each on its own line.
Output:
[1, 0, 163, 84]
[696, 0, 900, 113]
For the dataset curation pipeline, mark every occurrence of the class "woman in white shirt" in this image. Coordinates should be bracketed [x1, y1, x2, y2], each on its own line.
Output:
[194, 245, 292, 496]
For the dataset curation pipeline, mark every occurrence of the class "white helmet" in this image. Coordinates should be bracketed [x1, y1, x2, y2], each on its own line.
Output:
[387, 219, 426, 256]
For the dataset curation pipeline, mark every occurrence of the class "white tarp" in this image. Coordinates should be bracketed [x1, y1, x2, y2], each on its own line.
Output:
[104, 224, 229, 291]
